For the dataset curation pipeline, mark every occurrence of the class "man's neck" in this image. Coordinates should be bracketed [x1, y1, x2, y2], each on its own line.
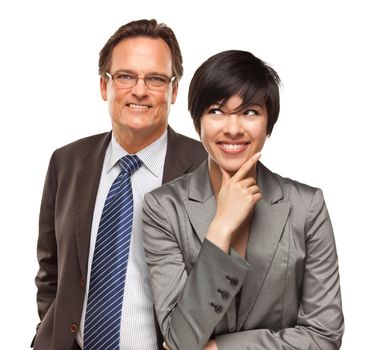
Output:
[112, 125, 167, 154]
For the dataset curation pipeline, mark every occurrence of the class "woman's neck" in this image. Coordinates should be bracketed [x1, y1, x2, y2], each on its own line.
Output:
[208, 158, 257, 198]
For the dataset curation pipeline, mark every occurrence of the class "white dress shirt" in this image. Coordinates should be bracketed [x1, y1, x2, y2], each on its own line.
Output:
[77, 130, 168, 349]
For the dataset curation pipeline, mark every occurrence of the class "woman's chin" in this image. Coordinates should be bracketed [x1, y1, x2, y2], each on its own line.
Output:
[210, 157, 251, 176]
[219, 164, 243, 176]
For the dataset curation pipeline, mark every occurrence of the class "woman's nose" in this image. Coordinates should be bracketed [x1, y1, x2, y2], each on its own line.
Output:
[223, 114, 244, 136]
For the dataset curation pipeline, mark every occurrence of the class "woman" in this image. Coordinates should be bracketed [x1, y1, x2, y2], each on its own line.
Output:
[142, 50, 344, 350]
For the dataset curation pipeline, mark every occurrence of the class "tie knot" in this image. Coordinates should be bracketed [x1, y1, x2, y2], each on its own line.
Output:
[119, 155, 142, 175]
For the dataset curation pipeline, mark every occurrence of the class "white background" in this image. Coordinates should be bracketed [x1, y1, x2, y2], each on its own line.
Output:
[1, 0, 384, 348]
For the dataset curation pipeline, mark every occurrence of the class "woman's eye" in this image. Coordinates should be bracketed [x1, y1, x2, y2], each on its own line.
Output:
[207, 108, 223, 115]
[244, 109, 259, 116]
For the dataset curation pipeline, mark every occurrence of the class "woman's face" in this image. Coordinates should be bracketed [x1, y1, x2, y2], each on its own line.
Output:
[200, 94, 268, 176]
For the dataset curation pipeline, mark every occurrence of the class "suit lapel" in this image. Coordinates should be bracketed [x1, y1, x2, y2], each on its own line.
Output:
[75, 132, 111, 278]
[183, 161, 291, 331]
[237, 163, 290, 330]
[183, 161, 216, 243]
[237, 200, 290, 329]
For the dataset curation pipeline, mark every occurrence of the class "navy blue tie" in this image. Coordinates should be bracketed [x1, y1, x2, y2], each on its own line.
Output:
[83, 154, 142, 350]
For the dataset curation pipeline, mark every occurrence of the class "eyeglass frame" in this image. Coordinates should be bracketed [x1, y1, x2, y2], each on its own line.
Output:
[104, 71, 176, 91]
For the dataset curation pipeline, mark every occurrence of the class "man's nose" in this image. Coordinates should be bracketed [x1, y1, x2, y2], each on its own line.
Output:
[130, 77, 148, 98]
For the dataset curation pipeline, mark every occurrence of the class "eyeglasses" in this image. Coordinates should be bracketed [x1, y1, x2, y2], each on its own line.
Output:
[105, 71, 176, 91]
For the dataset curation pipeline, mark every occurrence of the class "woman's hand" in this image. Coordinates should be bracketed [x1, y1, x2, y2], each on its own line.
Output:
[206, 153, 262, 252]
[204, 339, 218, 350]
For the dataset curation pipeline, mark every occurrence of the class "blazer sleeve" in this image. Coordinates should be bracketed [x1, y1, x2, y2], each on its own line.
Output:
[35, 152, 58, 322]
[142, 192, 251, 350]
[214, 188, 344, 350]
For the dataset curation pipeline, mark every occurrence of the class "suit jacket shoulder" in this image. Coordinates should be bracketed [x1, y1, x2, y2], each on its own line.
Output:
[257, 162, 329, 230]
[163, 127, 207, 183]
[52, 132, 111, 164]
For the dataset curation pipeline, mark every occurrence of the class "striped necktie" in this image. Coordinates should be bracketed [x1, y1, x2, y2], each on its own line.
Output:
[83, 154, 142, 350]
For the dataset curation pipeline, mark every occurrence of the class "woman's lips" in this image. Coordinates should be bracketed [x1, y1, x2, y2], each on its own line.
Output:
[217, 141, 249, 153]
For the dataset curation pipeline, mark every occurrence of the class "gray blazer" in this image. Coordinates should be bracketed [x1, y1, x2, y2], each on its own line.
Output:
[142, 160, 344, 350]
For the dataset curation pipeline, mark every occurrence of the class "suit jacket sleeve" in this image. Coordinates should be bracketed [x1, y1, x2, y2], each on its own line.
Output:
[35, 152, 58, 322]
[143, 188, 343, 350]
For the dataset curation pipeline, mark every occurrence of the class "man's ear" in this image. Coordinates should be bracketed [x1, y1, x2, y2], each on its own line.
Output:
[100, 77, 107, 101]
[171, 82, 178, 104]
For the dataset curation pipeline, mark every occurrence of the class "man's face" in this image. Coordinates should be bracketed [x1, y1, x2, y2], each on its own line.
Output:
[100, 37, 178, 146]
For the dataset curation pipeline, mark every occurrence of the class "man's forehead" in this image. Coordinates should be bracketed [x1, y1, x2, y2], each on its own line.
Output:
[110, 37, 172, 73]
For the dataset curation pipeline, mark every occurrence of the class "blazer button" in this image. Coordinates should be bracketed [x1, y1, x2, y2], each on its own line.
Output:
[226, 276, 239, 287]
[214, 304, 223, 313]
[218, 289, 230, 300]
[69, 323, 79, 333]
[80, 278, 85, 287]
[210, 302, 223, 314]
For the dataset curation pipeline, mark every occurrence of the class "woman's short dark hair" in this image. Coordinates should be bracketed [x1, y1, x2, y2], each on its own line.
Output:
[99, 19, 183, 81]
[188, 50, 281, 135]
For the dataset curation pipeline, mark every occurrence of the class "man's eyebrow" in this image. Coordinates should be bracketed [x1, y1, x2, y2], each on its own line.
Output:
[113, 69, 170, 77]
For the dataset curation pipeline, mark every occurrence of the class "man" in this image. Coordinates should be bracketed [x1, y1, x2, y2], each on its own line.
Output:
[32, 19, 206, 350]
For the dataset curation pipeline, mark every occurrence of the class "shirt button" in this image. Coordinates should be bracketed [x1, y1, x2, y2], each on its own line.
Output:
[69, 323, 79, 333]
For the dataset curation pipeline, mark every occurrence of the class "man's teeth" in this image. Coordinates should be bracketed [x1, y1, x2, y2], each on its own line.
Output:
[129, 103, 149, 109]
[222, 143, 244, 150]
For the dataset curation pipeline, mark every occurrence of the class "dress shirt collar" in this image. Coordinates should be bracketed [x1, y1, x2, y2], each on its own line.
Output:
[106, 130, 168, 178]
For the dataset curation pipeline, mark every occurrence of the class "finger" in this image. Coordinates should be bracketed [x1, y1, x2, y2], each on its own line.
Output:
[238, 177, 257, 188]
[232, 152, 261, 182]
[252, 192, 263, 202]
[163, 342, 169, 350]
[247, 185, 260, 195]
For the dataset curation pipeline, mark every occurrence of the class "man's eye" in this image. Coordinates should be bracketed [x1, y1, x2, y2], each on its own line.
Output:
[146, 76, 167, 83]
[207, 108, 223, 115]
[116, 74, 135, 80]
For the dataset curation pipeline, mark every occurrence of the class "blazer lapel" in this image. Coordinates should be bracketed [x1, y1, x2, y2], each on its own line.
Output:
[183, 161, 216, 243]
[184, 161, 291, 332]
[237, 163, 291, 330]
[176, 160, 291, 332]
[75, 132, 111, 278]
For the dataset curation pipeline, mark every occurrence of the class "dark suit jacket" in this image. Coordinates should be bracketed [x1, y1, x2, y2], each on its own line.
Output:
[142, 160, 344, 350]
[33, 127, 207, 350]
